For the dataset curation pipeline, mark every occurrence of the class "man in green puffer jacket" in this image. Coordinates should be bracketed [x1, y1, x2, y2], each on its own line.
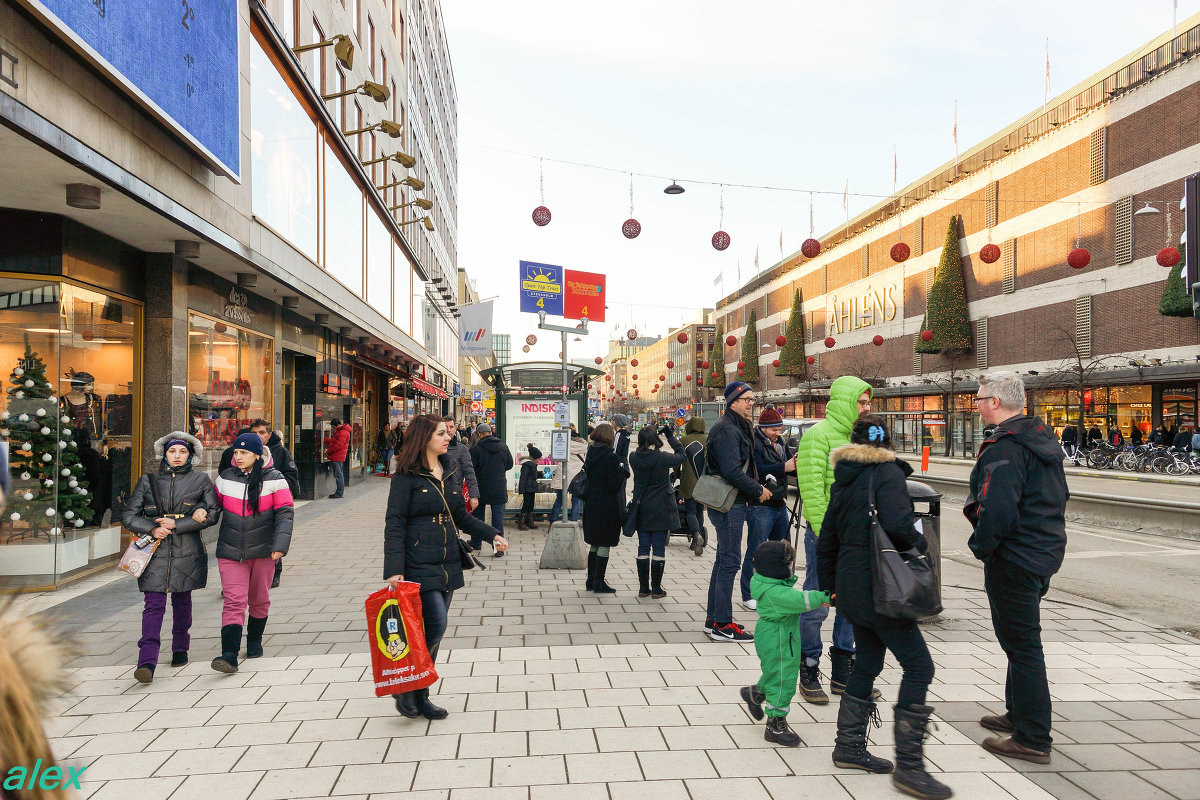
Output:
[794, 375, 873, 703]
[740, 540, 830, 747]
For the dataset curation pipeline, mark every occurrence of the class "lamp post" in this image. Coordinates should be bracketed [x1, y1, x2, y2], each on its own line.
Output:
[537, 311, 589, 522]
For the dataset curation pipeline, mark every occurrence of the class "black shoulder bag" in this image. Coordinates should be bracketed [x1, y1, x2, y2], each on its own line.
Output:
[867, 467, 942, 621]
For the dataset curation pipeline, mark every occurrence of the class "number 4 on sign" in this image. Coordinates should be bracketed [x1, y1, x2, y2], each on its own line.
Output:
[581, 306, 588, 318]
[536, 297, 544, 309]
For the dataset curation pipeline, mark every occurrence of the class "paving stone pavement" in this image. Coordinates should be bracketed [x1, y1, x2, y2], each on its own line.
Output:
[28, 478, 1200, 800]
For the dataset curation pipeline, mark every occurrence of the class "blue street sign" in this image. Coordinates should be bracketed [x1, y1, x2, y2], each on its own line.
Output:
[676, 409, 686, 417]
[472, 390, 483, 401]
[519, 261, 564, 315]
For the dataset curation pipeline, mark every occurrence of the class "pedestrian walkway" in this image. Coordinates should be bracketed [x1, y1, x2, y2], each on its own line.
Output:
[32, 479, 1200, 800]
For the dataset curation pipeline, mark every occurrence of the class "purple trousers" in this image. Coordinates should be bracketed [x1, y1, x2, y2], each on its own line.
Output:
[138, 591, 192, 668]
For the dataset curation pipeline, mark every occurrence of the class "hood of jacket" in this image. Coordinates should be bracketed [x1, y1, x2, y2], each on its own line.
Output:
[825, 376, 873, 436]
[980, 414, 1062, 464]
[153, 430, 205, 466]
[474, 434, 506, 454]
[267, 431, 283, 449]
[0, 600, 70, 714]
[830, 443, 913, 485]
[684, 417, 706, 435]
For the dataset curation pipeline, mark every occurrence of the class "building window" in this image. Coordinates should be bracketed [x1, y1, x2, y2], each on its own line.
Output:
[1001, 239, 1016, 294]
[367, 208, 392, 319]
[324, 143, 365, 296]
[309, 19, 325, 94]
[368, 17, 376, 76]
[984, 181, 998, 228]
[1089, 127, 1107, 186]
[1115, 195, 1133, 264]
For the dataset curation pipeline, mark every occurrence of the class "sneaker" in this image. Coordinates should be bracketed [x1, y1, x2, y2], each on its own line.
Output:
[493, 550, 505, 558]
[740, 685, 766, 721]
[741, 598, 757, 611]
[709, 622, 754, 642]
[703, 619, 714, 632]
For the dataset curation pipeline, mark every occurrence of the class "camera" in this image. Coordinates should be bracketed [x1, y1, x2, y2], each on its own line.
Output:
[762, 475, 779, 491]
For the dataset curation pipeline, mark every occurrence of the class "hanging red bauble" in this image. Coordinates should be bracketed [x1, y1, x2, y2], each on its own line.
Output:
[980, 243, 1001, 264]
[890, 242, 911, 263]
[622, 218, 642, 239]
[1067, 247, 1091, 269]
[726, 335, 737, 347]
[627, 330, 638, 341]
[605, 375, 611, 381]
[736, 360, 745, 369]
[632, 383, 637, 388]
[522, 345, 530, 353]
[775, 335, 787, 347]
[630, 358, 638, 366]
[594, 356, 603, 365]
[587, 384, 593, 390]
[711, 371, 719, 379]
[526, 334, 537, 346]
[532, 206, 551, 226]
[1157, 246, 1181, 267]
[872, 335, 884, 347]
[659, 375, 665, 381]
[685, 375, 692, 382]
[712, 230, 731, 251]
[806, 356, 816, 365]
[677, 332, 688, 344]
[737, 370, 744, 377]
[666, 360, 674, 368]
[801, 238, 821, 258]
[701, 360, 710, 369]
[771, 359, 781, 368]
[824, 336, 836, 348]
[632, 374, 638, 380]
[921, 329, 933, 342]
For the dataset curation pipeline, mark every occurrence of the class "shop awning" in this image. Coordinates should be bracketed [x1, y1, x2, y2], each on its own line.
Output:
[412, 376, 448, 399]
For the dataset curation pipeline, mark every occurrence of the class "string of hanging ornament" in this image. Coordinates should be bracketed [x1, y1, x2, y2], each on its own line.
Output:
[712, 186, 730, 251]
[532, 158, 551, 227]
[622, 174, 641, 239]
[1157, 204, 1181, 268]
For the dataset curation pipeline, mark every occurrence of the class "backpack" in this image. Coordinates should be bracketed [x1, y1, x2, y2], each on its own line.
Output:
[1191, 433, 1200, 451]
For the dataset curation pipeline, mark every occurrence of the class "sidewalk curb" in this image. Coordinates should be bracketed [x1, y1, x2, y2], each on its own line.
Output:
[905, 455, 1200, 486]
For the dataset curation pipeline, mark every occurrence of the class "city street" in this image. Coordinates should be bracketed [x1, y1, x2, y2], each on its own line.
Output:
[29, 477, 1200, 800]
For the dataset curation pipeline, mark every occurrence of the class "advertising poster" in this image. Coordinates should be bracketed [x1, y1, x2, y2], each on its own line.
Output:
[563, 270, 606, 322]
[519, 261, 564, 315]
[503, 399, 579, 489]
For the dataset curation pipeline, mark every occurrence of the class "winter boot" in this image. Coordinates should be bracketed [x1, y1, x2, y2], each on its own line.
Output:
[650, 560, 667, 599]
[171, 651, 189, 667]
[394, 690, 421, 718]
[740, 684, 766, 721]
[764, 716, 803, 747]
[585, 551, 597, 591]
[636, 559, 651, 597]
[893, 704, 953, 799]
[829, 647, 882, 700]
[416, 687, 449, 720]
[210, 624, 242, 674]
[516, 514, 529, 531]
[832, 693, 894, 774]
[799, 660, 829, 704]
[134, 665, 155, 684]
[592, 555, 617, 594]
[246, 616, 268, 658]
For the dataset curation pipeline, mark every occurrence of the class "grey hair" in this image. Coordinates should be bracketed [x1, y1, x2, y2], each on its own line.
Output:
[979, 370, 1027, 411]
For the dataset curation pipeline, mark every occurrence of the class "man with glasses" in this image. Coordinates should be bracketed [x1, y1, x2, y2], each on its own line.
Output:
[703, 381, 772, 642]
[966, 371, 1067, 764]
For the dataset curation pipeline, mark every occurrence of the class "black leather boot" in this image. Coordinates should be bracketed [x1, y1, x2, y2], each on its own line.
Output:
[636, 559, 651, 597]
[394, 691, 421, 718]
[832, 693, 894, 773]
[829, 646, 854, 695]
[246, 616, 267, 658]
[764, 716, 802, 747]
[893, 704, 953, 799]
[650, 560, 667, 598]
[585, 551, 597, 591]
[592, 555, 617, 594]
[416, 687, 449, 720]
[210, 624, 242, 673]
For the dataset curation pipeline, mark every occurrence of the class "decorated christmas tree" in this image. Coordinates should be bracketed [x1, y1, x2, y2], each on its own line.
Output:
[2, 337, 93, 540]
[776, 289, 809, 379]
[739, 310, 761, 382]
[704, 323, 727, 389]
[1159, 259, 1192, 317]
[917, 216, 973, 356]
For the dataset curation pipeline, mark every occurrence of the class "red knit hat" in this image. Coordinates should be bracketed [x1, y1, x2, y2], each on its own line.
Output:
[757, 406, 784, 428]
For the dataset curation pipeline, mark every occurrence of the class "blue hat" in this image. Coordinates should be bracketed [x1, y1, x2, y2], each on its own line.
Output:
[724, 381, 752, 405]
[231, 432, 264, 457]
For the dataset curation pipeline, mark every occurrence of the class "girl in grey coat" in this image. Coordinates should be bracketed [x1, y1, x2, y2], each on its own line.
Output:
[122, 432, 219, 683]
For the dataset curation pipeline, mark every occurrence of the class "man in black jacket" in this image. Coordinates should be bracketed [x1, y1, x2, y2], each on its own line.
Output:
[251, 420, 299, 587]
[469, 424, 513, 556]
[966, 371, 1068, 765]
[703, 382, 772, 643]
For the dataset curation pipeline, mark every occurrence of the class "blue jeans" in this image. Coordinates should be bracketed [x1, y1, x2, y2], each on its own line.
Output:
[705, 502, 749, 625]
[637, 530, 669, 559]
[549, 493, 581, 523]
[741, 504, 791, 601]
[330, 460, 345, 496]
[800, 524, 855, 661]
[471, 502, 505, 549]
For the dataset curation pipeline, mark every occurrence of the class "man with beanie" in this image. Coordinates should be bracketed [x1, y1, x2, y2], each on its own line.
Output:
[794, 375, 873, 703]
[704, 381, 772, 642]
[740, 539, 831, 746]
[741, 406, 796, 610]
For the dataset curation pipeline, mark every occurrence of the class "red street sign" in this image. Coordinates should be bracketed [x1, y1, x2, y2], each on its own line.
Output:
[563, 269, 606, 322]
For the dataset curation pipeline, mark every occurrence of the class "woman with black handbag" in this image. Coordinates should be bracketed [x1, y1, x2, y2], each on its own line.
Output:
[628, 425, 686, 598]
[384, 414, 508, 721]
[817, 416, 951, 800]
[580, 422, 628, 594]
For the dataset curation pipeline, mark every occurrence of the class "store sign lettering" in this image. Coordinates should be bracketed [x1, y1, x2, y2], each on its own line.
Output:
[521, 403, 556, 412]
[828, 281, 900, 335]
[223, 287, 254, 325]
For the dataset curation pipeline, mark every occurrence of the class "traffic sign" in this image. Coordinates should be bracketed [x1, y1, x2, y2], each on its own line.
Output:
[470, 401, 483, 414]
[519, 260, 564, 315]
[676, 409, 686, 417]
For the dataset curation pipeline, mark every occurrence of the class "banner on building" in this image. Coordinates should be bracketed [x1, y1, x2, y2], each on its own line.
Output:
[563, 270, 606, 322]
[459, 301, 494, 356]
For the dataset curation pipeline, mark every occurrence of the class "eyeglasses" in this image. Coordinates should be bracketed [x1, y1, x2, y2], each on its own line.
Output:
[740, 397, 756, 404]
[974, 395, 998, 405]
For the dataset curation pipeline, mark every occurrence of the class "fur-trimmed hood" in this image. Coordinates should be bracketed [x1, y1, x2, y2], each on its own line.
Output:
[153, 431, 205, 465]
[830, 443, 897, 466]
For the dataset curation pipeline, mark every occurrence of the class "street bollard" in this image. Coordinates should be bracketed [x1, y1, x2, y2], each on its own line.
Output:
[907, 479, 942, 618]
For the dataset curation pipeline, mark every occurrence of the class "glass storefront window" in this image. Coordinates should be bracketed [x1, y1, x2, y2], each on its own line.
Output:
[1, 278, 141, 589]
[366, 209, 392, 318]
[324, 144, 365, 296]
[187, 314, 274, 477]
[392, 245, 412, 335]
[250, 39, 318, 261]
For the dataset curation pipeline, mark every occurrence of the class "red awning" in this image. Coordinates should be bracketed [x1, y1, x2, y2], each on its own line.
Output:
[412, 377, 448, 399]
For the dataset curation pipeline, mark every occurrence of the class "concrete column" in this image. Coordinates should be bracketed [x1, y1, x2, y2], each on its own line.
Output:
[141, 254, 189, 467]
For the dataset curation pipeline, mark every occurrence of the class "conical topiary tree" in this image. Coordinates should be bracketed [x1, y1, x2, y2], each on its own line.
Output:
[2, 337, 93, 540]
[705, 323, 727, 389]
[1159, 260, 1192, 317]
[740, 310, 760, 382]
[917, 215, 973, 356]
[776, 289, 808, 380]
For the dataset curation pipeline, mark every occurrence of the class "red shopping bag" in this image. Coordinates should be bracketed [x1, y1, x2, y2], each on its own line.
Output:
[365, 583, 438, 697]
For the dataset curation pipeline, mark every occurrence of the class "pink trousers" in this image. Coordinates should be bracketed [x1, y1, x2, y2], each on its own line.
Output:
[217, 557, 275, 627]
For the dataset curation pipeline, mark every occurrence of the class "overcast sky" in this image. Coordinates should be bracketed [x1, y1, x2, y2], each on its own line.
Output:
[443, 1, 1200, 363]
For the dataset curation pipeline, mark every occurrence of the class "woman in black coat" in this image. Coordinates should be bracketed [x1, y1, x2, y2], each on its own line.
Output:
[384, 414, 507, 722]
[817, 416, 948, 800]
[581, 423, 629, 594]
[628, 425, 685, 598]
[515, 445, 542, 531]
[121, 432, 219, 683]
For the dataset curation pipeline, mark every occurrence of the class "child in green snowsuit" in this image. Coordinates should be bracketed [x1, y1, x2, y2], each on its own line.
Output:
[740, 539, 830, 747]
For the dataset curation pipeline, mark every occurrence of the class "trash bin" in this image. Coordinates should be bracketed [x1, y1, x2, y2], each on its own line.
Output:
[907, 480, 942, 614]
